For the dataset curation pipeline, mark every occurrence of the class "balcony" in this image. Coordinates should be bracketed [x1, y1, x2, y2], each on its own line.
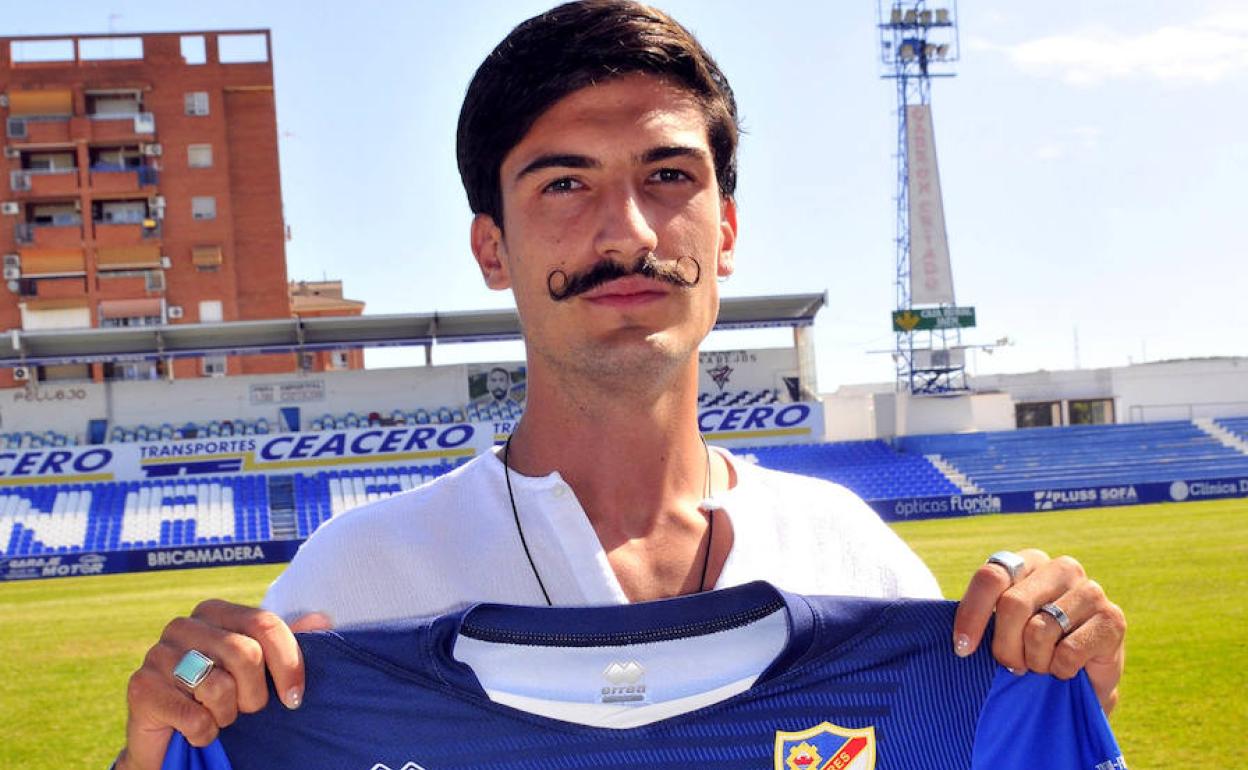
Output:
[6, 116, 72, 144]
[93, 220, 161, 247]
[96, 269, 163, 297]
[9, 168, 80, 197]
[89, 165, 158, 194]
[14, 221, 84, 249]
[29, 276, 88, 300]
[88, 112, 155, 141]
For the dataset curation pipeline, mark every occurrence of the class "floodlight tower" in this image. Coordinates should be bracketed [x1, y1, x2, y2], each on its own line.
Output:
[877, 1, 972, 394]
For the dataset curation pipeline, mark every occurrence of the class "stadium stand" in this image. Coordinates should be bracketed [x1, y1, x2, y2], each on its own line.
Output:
[697, 389, 780, 407]
[97, 392, 784, 443]
[1, 461, 467, 557]
[740, 440, 960, 500]
[107, 419, 274, 443]
[1214, 416, 1248, 444]
[1, 431, 77, 448]
[7, 420, 1247, 561]
[895, 421, 1248, 494]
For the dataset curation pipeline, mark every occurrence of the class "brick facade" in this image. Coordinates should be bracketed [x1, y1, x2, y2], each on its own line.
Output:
[0, 30, 307, 386]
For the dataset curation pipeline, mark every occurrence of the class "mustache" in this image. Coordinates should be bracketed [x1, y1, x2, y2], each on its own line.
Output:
[546, 254, 702, 302]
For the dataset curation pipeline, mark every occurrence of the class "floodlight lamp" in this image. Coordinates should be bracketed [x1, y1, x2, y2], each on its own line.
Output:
[936, 44, 951, 58]
[935, 8, 950, 24]
[899, 43, 915, 60]
[903, 9, 917, 24]
[919, 10, 932, 26]
[890, 7, 902, 24]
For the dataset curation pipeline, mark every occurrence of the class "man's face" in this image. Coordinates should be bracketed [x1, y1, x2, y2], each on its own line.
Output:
[487, 369, 511, 401]
[471, 74, 737, 387]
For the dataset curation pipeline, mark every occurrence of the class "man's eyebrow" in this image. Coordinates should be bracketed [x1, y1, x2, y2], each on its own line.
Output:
[640, 145, 709, 164]
[514, 153, 599, 181]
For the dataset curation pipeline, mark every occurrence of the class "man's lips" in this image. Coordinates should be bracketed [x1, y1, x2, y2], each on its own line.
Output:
[581, 276, 671, 304]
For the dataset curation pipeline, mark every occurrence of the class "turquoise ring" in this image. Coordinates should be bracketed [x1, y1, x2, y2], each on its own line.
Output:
[172, 649, 215, 690]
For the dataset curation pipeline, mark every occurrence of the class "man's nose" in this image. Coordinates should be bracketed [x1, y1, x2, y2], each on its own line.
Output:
[592, 185, 659, 262]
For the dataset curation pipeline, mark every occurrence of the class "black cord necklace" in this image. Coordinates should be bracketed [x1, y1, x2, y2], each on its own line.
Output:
[502, 433, 717, 607]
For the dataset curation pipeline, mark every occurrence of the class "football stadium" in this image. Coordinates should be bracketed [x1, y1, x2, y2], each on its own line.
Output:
[0, 4, 1244, 770]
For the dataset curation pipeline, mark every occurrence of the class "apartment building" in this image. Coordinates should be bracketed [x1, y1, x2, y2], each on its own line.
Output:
[0, 30, 296, 386]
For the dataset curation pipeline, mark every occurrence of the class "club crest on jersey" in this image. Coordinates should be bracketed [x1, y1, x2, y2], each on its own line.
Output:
[774, 722, 876, 770]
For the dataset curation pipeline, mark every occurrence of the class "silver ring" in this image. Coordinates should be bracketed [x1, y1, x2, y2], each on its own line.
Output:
[986, 550, 1026, 586]
[1038, 602, 1073, 634]
[172, 649, 215, 690]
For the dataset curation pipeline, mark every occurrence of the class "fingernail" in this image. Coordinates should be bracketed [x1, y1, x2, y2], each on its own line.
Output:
[285, 687, 302, 710]
[953, 633, 971, 657]
[1006, 666, 1024, 676]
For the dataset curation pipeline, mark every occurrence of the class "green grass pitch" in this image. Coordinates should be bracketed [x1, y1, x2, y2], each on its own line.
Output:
[1, 497, 1243, 769]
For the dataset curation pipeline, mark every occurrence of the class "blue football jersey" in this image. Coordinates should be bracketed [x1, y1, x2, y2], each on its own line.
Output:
[162, 581, 1124, 770]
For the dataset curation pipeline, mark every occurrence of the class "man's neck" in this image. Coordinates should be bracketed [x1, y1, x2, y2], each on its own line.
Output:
[507, 363, 709, 539]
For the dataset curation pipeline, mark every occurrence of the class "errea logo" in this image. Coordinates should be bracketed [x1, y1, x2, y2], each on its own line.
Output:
[601, 660, 647, 703]
[370, 763, 426, 770]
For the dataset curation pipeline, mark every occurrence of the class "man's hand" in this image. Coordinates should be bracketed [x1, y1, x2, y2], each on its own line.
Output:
[115, 601, 332, 770]
[952, 549, 1126, 714]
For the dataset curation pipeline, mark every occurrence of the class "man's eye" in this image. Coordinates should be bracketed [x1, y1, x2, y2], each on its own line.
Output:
[543, 177, 581, 193]
[651, 168, 691, 183]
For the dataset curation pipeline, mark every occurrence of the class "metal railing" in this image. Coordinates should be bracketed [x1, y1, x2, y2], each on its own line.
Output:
[6, 115, 71, 139]
[86, 112, 155, 133]
[9, 168, 77, 191]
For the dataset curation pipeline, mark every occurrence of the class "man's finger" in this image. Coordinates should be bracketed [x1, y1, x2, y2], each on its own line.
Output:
[147, 639, 241, 728]
[191, 600, 305, 710]
[990, 554, 1085, 671]
[161, 616, 269, 713]
[290, 611, 333, 633]
[952, 548, 1048, 658]
[126, 659, 220, 761]
[1049, 585, 1127, 684]
[1021, 583, 1096, 675]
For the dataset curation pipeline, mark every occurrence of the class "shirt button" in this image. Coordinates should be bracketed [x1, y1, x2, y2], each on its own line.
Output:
[552, 486, 566, 498]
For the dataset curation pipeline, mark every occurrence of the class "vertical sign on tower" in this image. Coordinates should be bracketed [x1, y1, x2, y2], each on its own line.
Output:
[905, 104, 954, 306]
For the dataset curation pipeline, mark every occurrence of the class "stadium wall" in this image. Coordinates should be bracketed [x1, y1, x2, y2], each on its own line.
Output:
[4, 347, 805, 440]
[697, 348, 797, 397]
[1113, 359, 1248, 421]
[2, 365, 473, 437]
[822, 357, 1248, 440]
[869, 474, 1248, 522]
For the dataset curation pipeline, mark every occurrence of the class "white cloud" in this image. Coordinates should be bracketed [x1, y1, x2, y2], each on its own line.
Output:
[1033, 126, 1101, 162]
[970, 10, 1248, 86]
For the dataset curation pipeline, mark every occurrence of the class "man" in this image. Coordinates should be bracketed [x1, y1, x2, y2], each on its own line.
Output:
[483, 365, 521, 406]
[115, 3, 1126, 768]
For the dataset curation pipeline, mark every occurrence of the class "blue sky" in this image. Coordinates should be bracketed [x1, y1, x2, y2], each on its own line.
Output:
[8, 1, 1246, 389]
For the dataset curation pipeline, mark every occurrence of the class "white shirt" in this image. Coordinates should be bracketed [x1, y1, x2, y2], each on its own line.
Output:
[263, 448, 941, 626]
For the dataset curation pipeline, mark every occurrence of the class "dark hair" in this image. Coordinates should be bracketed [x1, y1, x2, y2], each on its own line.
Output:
[457, 0, 739, 226]
[488, 366, 510, 379]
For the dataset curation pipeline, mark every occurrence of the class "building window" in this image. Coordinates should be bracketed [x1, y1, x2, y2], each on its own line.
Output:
[329, 350, 350, 370]
[199, 300, 223, 323]
[1069, 398, 1114, 426]
[184, 91, 210, 116]
[180, 35, 207, 65]
[104, 360, 161, 381]
[1015, 401, 1061, 429]
[191, 196, 216, 220]
[187, 144, 213, 168]
[100, 315, 162, 328]
[202, 356, 227, 377]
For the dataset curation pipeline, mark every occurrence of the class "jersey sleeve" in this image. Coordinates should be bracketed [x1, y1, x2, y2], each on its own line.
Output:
[971, 667, 1126, 770]
[160, 732, 234, 770]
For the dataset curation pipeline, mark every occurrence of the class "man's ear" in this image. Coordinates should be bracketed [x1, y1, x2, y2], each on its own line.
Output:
[471, 214, 511, 290]
[716, 197, 738, 278]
